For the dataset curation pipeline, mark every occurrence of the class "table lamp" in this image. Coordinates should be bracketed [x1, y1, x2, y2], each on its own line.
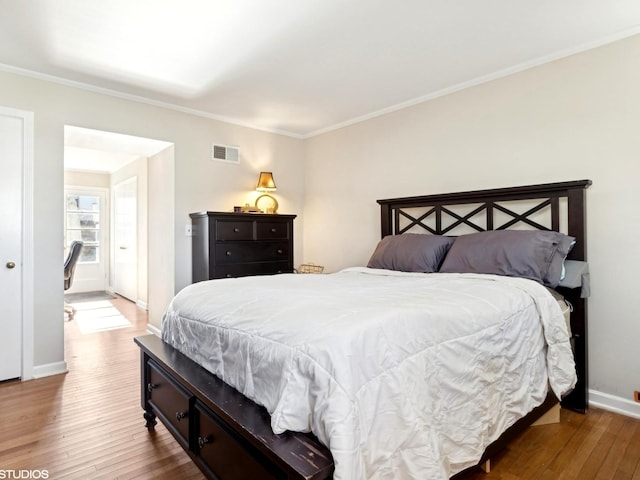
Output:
[255, 171, 278, 213]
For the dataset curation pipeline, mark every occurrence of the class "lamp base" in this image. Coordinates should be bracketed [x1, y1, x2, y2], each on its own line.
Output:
[255, 194, 278, 214]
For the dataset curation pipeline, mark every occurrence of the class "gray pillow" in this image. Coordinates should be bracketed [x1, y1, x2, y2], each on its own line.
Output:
[367, 234, 455, 273]
[438, 230, 575, 288]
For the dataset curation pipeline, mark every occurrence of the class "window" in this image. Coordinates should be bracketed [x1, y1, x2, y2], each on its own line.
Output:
[66, 193, 101, 263]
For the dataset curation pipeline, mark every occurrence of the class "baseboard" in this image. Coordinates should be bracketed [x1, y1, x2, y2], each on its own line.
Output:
[146, 323, 161, 337]
[32, 361, 68, 379]
[136, 299, 148, 310]
[589, 389, 640, 419]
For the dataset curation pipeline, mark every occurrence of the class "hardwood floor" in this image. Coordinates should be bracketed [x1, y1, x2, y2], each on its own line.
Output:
[0, 296, 204, 480]
[454, 407, 640, 480]
[1, 296, 639, 479]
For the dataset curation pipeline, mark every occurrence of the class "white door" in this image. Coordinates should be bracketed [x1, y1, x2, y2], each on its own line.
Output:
[64, 188, 108, 292]
[113, 177, 137, 301]
[0, 108, 26, 380]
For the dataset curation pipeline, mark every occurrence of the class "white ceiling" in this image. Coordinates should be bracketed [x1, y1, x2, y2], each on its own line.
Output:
[2, 0, 640, 139]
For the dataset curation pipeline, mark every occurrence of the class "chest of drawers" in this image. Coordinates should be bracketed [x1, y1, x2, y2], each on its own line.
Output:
[190, 211, 296, 282]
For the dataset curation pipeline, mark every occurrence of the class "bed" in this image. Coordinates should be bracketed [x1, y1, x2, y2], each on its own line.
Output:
[135, 179, 590, 480]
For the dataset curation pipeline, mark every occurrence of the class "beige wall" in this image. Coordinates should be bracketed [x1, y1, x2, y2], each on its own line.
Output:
[148, 146, 175, 331]
[304, 35, 640, 410]
[64, 170, 110, 188]
[0, 69, 305, 373]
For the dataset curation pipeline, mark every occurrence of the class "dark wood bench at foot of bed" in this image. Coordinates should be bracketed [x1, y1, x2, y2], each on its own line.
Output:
[135, 334, 334, 480]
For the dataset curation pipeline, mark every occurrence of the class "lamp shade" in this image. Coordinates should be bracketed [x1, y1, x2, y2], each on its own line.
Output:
[256, 172, 277, 191]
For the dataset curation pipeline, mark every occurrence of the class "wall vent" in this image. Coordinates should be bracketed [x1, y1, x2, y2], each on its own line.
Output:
[211, 144, 240, 164]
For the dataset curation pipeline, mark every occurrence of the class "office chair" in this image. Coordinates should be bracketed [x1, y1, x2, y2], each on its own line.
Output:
[64, 240, 84, 320]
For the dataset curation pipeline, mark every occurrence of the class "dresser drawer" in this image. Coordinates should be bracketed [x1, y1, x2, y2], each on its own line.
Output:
[195, 401, 285, 480]
[256, 221, 290, 240]
[214, 261, 291, 279]
[215, 242, 289, 264]
[216, 220, 254, 241]
[147, 360, 191, 449]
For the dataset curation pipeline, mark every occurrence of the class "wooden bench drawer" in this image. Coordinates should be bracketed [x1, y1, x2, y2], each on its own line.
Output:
[195, 401, 285, 480]
[147, 360, 191, 449]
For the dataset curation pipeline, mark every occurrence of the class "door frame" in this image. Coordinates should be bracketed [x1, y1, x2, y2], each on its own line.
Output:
[0, 106, 34, 380]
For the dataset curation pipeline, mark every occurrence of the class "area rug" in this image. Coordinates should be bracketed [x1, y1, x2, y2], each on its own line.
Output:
[72, 300, 132, 334]
[64, 291, 117, 303]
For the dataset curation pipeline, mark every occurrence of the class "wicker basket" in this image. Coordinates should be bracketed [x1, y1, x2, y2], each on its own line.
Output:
[297, 263, 324, 274]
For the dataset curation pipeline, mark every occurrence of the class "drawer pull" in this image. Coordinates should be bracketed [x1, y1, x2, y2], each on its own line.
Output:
[226, 274, 232, 278]
[226, 251, 232, 256]
[147, 383, 158, 393]
[271, 228, 277, 233]
[198, 435, 212, 449]
[233, 227, 240, 233]
[277, 249, 283, 254]
[175, 411, 188, 422]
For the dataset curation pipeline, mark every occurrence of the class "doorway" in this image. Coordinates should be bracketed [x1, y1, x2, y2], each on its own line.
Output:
[64, 125, 172, 309]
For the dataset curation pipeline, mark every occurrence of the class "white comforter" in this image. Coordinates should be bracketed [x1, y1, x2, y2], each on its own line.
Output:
[161, 268, 576, 479]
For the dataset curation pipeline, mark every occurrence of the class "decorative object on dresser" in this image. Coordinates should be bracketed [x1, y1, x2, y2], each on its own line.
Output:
[255, 171, 279, 213]
[190, 211, 296, 282]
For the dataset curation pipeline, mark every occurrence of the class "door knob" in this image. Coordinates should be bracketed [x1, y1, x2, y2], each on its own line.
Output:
[6, 261, 15, 269]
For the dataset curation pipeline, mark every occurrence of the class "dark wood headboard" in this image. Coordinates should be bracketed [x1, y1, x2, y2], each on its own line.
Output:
[377, 179, 592, 412]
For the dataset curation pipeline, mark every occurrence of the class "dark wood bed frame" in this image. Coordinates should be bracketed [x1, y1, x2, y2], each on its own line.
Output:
[136, 179, 591, 479]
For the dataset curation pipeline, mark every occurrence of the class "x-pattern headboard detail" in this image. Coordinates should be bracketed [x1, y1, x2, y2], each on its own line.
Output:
[396, 197, 558, 235]
[378, 179, 592, 262]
